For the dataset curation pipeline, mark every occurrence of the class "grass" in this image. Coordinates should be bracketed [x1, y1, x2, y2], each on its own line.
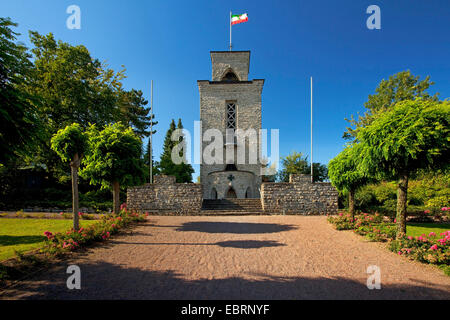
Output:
[0, 219, 98, 261]
[407, 223, 450, 237]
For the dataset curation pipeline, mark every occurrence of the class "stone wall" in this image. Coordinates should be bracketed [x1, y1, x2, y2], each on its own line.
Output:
[261, 174, 338, 215]
[127, 175, 203, 215]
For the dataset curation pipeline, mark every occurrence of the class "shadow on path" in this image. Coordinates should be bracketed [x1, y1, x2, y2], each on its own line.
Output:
[109, 240, 286, 249]
[2, 261, 449, 300]
[175, 222, 297, 234]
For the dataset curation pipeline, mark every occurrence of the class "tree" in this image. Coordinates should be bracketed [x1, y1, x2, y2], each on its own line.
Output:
[276, 151, 328, 182]
[0, 18, 40, 165]
[51, 123, 87, 230]
[356, 99, 449, 238]
[158, 119, 194, 183]
[82, 123, 144, 214]
[118, 89, 157, 138]
[25, 31, 154, 178]
[344, 71, 438, 140]
[328, 143, 374, 218]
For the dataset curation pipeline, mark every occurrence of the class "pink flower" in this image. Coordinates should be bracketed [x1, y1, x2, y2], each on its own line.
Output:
[394, 219, 397, 223]
[429, 232, 436, 237]
[424, 210, 431, 214]
[398, 251, 402, 255]
[407, 236, 413, 240]
[430, 244, 438, 251]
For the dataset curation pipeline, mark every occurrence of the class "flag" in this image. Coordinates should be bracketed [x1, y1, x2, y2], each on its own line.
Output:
[231, 13, 248, 25]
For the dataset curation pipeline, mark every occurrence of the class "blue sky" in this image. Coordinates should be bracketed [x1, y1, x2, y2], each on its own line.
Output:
[2, 0, 449, 179]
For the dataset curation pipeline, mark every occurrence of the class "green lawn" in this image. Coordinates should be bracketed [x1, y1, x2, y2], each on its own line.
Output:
[407, 223, 450, 237]
[0, 219, 98, 261]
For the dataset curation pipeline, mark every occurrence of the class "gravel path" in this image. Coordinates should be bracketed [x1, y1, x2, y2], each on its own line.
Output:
[1, 216, 450, 300]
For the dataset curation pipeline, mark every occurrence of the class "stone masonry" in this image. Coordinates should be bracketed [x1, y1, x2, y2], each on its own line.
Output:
[127, 175, 203, 215]
[261, 174, 338, 215]
[199, 51, 264, 199]
[127, 174, 338, 215]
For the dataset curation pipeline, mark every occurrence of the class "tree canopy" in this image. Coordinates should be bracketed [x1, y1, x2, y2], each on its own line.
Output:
[0, 18, 40, 164]
[50, 123, 88, 163]
[356, 99, 449, 180]
[344, 70, 438, 140]
[276, 151, 328, 182]
[328, 143, 372, 193]
[82, 123, 145, 189]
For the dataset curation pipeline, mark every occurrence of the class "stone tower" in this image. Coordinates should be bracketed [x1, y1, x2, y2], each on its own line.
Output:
[198, 51, 264, 199]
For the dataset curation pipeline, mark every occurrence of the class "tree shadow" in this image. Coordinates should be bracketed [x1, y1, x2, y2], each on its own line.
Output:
[176, 222, 297, 234]
[108, 240, 286, 249]
[0, 235, 46, 246]
[2, 261, 449, 300]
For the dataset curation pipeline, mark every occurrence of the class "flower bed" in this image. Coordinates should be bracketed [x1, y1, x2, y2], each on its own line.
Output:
[328, 211, 450, 276]
[42, 205, 147, 256]
[0, 204, 147, 284]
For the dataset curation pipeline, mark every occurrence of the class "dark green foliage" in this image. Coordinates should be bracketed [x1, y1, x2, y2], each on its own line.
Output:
[0, 18, 41, 164]
[158, 119, 194, 183]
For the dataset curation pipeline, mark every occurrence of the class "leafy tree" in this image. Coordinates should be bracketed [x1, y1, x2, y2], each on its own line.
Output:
[51, 123, 88, 230]
[82, 123, 144, 214]
[158, 119, 194, 183]
[328, 143, 374, 218]
[0, 18, 40, 164]
[356, 99, 449, 238]
[344, 71, 438, 140]
[277, 151, 328, 182]
[26, 31, 154, 178]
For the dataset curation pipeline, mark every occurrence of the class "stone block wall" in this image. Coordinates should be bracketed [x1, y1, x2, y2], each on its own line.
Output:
[261, 174, 338, 215]
[127, 175, 203, 215]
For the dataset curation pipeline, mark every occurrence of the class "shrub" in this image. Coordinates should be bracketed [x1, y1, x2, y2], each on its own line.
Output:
[389, 231, 450, 265]
[41, 207, 146, 256]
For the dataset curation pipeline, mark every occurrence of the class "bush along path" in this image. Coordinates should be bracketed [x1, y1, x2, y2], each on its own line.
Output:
[328, 211, 450, 276]
[0, 204, 147, 286]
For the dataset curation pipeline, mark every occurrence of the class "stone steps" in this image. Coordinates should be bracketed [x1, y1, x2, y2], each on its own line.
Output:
[201, 199, 263, 215]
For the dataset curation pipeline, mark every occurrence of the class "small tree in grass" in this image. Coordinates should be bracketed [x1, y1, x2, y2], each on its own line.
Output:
[357, 99, 449, 238]
[328, 143, 374, 219]
[51, 123, 87, 231]
[82, 123, 144, 214]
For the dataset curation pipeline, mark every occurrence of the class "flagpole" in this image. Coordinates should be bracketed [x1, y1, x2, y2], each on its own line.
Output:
[150, 80, 153, 184]
[310, 76, 314, 183]
[229, 11, 232, 51]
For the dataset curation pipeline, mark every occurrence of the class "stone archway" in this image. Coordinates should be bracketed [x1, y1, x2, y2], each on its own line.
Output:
[245, 187, 252, 198]
[211, 188, 218, 199]
[226, 187, 237, 199]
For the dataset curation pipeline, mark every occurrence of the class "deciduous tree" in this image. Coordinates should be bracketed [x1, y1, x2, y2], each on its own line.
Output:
[356, 99, 449, 238]
[82, 123, 144, 214]
[51, 123, 87, 230]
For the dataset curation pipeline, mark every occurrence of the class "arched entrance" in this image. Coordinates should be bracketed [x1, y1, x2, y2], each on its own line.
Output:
[245, 187, 252, 198]
[211, 188, 218, 199]
[226, 187, 237, 199]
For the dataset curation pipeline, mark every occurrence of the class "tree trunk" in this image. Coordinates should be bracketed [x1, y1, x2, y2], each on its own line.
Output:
[112, 181, 120, 214]
[70, 153, 81, 231]
[348, 188, 355, 220]
[396, 172, 409, 239]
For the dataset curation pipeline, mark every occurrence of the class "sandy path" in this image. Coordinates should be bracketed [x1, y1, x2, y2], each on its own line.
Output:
[1, 216, 450, 300]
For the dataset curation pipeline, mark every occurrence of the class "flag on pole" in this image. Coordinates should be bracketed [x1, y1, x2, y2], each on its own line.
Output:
[231, 13, 248, 25]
